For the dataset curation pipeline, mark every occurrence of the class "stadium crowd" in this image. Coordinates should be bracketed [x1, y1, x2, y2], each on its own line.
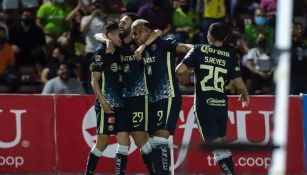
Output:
[0, 0, 306, 95]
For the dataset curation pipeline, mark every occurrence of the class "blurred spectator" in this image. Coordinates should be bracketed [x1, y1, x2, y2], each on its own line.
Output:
[80, 0, 109, 93]
[229, 0, 259, 25]
[290, 22, 307, 94]
[9, 9, 46, 73]
[40, 45, 77, 84]
[201, 0, 227, 39]
[0, 12, 9, 37]
[245, 33, 274, 94]
[42, 63, 85, 94]
[2, 0, 39, 10]
[36, 0, 71, 41]
[260, 0, 276, 27]
[80, 0, 108, 62]
[65, 0, 87, 57]
[0, 26, 19, 92]
[172, 0, 201, 43]
[242, 8, 275, 51]
[137, 0, 172, 35]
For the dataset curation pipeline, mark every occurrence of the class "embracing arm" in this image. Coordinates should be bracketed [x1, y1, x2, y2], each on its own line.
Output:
[94, 33, 115, 54]
[134, 29, 163, 60]
[176, 43, 193, 53]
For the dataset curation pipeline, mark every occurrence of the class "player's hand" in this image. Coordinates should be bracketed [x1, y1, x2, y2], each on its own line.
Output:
[177, 73, 190, 85]
[100, 100, 114, 114]
[106, 39, 115, 54]
[239, 93, 249, 108]
[94, 33, 106, 43]
[134, 44, 145, 61]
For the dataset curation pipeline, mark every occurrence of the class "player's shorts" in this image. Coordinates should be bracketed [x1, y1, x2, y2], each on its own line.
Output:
[124, 95, 149, 132]
[149, 95, 182, 135]
[194, 104, 228, 142]
[95, 105, 128, 135]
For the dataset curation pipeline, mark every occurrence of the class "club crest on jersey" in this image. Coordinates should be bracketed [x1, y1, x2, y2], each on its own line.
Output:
[130, 44, 136, 52]
[95, 54, 102, 61]
[108, 125, 115, 131]
[123, 64, 130, 73]
[151, 44, 157, 51]
[110, 63, 118, 72]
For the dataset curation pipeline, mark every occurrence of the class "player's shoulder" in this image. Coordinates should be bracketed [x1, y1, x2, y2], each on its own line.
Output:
[161, 36, 180, 45]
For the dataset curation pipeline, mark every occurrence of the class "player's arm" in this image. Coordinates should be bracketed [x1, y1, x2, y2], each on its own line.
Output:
[91, 72, 114, 113]
[232, 77, 249, 107]
[134, 29, 163, 60]
[93, 33, 115, 54]
[175, 63, 190, 84]
[176, 43, 193, 54]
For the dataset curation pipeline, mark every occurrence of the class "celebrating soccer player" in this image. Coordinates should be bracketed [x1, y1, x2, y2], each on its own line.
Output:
[176, 22, 249, 175]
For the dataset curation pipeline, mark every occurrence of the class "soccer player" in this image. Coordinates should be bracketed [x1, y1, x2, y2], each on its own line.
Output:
[176, 22, 249, 175]
[94, 13, 162, 174]
[131, 19, 193, 174]
[85, 21, 129, 175]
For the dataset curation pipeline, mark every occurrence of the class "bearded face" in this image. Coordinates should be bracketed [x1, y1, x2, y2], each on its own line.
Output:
[119, 16, 133, 39]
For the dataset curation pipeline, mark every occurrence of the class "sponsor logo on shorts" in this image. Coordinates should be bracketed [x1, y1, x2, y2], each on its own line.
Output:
[206, 98, 226, 106]
[108, 116, 116, 124]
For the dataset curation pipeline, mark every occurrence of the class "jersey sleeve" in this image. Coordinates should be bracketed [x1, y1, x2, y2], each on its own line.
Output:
[164, 37, 179, 51]
[228, 52, 242, 80]
[90, 44, 105, 72]
[181, 46, 198, 68]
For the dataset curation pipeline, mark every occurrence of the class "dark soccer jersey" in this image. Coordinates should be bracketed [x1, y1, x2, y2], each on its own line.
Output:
[182, 44, 242, 107]
[120, 40, 148, 97]
[142, 37, 180, 102]
[91, 43, 124, 107]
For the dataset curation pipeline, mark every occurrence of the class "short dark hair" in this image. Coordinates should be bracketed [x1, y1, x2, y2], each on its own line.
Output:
[105, 21, 119, 33]
[122, 12, 140, 22]
[208, 22, 229, 42]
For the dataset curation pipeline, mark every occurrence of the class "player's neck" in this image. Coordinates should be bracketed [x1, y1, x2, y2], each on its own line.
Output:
[123, 32, 133, 43]
[211, 41, 223, 47]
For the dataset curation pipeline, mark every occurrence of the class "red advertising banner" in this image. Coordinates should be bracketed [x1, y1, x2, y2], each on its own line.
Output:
[0, 95, 56, 173]
[55, 95, 305, 174]
[0, 95, 305, 174]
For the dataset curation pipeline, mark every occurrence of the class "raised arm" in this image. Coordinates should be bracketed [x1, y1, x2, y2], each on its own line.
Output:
[93, 33, 115, 54]
[176, 43, 193, 53]
[232, 77, 249, 107]
[91, 72, 114, 113]
[134, 29, 163, 60]
[66, 0, 87, 28]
